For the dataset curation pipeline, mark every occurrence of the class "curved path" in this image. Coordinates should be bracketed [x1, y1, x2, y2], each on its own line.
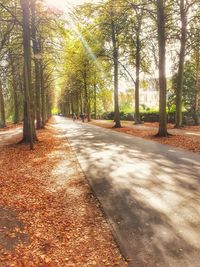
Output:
[54, 116, 200, 267]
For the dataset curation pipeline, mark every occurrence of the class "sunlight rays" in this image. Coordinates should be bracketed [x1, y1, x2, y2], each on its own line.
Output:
[45, 0, 85, 10]
[66, 5, 106, 79]
[45, 0, 105, 79]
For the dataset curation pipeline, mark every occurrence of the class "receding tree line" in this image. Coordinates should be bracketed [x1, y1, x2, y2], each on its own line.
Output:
[0, 0, 200, 145]
[0, 0, 60, 148]
[59, 0, 200, 137]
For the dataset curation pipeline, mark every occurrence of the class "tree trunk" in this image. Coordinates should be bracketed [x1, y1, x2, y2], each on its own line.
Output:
[88, 89, 91, 122]
[80, 90, 83, 114]
[9, 52, 19, 124]
[76, 91, 79, 116]
[31, 0, 42, 129]
[20, 0, 36, 148]
[157, 0, 168, 136]
[13, 80, 19, 124]
[84, 72, 91, 122]
[40, 61, 46, 127]
[111, 13, 121, 128]
[94, 83, 97, 119]
[0, 80, 6, 128]
[194, 50, 200, 125]
[134, 32, 141, 124]
[175, 0, 187, 128]
[46, 91, 51, 121]
[71, 93, 74, 114]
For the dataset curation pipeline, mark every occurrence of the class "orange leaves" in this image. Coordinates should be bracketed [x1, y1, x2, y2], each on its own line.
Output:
[0, 127, 127, 267]
[92, 121, 200, 153]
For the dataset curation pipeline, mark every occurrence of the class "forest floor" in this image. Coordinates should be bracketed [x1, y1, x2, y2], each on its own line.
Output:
[0, 118, 127, 267]
[91, 120, 200, 153]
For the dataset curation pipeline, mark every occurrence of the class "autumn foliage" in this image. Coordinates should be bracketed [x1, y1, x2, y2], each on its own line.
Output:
[0, 126, 127, 267]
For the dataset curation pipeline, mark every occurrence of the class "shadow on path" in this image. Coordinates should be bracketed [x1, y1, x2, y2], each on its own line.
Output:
[55, 116, 200, 267]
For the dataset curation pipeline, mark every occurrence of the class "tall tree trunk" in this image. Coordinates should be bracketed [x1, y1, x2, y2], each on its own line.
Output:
[94, 83, 97, 119]
[13, 81, 19, 124]
[35, 60, 41, 128]
[157, 0, 168, 136]
[46, 91, 50, 121]
[20, 0, 36, 149]
[83, 72, 91, 122]
[80, 90, 83, 114]
[194, 50, 200, 125]
[111, 14, 121, 128]
[88, 88, 91, 122]
[9, 52, 19, 124]
[76, 91, 79, 116]
[0, 80, 6, 128]
[175, 0, 187, 128]
[40, 61, 46, 127]
[71, 93, 74, 114]
[31, 0, 41, 129]
[134, 32, 141, 124]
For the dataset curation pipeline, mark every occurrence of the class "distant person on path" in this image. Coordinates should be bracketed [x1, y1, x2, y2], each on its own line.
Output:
[72, 113, 77, 122]
[80, 113, 85, 123]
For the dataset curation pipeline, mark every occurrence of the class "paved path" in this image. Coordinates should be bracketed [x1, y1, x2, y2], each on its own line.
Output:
[56, 116, 200, 267]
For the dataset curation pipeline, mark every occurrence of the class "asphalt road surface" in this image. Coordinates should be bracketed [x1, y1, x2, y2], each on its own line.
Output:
[53, 116, 200, 267]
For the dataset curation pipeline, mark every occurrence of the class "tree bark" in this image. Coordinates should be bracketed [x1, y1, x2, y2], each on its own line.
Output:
[76, 91, 79, 116]
[134, 31, 141, 124]
[83, 70, 91, 122]
[40, 61, 46, 127]
[0, 80, 6, 128]
[194, 50, 200, 125]
[20, 0, 36, 148]
[157, 0, 168, 136]
[94, 83, 97, 119]
[13, 79, 19, 124]
[31, 0, 42, 129]
[71, 93, 74, 114]
[88, 88, 91, 122]
[111, 10, 121, 128]
[175, 0, 187, 128]
[9, 51, 19, 124]
[46, 90, 51, 120]
[80, 90, 83, 114]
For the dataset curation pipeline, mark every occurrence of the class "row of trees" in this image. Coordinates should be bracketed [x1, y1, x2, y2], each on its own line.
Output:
[0, 0, 60, 148]
[1, 0, 200, 142]
[59, 0, 200, 136]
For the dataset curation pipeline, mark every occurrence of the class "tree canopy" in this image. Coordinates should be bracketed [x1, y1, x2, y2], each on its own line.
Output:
[0, 0, 200, 145]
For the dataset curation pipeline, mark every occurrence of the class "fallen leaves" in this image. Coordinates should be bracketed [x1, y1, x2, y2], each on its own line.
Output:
[0, 126, 127, 267]
[91, 121, 200, 153]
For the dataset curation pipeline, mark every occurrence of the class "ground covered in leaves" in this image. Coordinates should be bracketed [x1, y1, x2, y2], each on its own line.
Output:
[91, 121, 200, 153]
[0, 125, 127, 267]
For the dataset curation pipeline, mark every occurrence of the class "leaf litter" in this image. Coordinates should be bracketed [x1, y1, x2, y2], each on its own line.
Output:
[0, 125, 128, 267]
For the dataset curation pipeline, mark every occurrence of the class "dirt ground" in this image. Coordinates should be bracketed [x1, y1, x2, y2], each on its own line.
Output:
[0, 123, 127, 267]
[91, 121, 200, 154]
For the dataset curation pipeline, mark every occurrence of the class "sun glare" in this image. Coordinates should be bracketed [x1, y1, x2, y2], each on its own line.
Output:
[45, 0, 91, 10]
[45, 0, 67, 10]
